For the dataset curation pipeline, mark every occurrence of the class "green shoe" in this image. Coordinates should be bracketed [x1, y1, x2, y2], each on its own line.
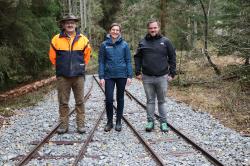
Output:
[145, 121, 154, 132]
[160, 122, 169, 132]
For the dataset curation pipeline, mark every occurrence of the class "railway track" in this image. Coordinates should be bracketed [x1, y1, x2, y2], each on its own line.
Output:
[124, 87, 224, 166]
[12, 76, 159, 166]
[17, 78, 96, 165]
[93, 75, 224, 166]
[93, 75, 165, 166]
[2, 75, 240, 165]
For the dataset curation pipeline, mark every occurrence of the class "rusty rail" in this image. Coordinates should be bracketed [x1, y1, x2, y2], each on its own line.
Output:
[72, 108, 105, 165]
[124, 89, 224, 166]
[17, 78, 94, 166]
[93, 75, 165, 166]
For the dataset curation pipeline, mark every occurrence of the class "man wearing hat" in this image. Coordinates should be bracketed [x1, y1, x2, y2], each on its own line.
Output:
[49, 14, 91, 134]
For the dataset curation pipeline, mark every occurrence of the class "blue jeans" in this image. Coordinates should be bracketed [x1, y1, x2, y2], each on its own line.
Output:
[105, 78, 127, 122]
[142, 74, 168, 123]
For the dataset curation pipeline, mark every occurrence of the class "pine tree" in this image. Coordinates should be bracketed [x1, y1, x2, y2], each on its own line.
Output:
[214, 0, 250, 65]
[0, 0, 61, 90]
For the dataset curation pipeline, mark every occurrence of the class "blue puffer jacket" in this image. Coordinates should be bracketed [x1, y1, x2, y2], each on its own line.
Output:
[98, 35, 133, 79]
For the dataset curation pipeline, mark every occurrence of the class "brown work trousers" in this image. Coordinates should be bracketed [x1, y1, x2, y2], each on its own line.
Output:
[57, 76, 85, 127]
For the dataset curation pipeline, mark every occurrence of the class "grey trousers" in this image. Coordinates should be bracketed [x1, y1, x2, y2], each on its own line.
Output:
[142, 74, 168, 123]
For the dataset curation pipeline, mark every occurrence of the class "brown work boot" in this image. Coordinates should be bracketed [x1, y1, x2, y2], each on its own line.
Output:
[75, 105, 85, 134]
[58, 106, 69, 134]
[76, 113, 85, 134]
[57, 116, 69, 134]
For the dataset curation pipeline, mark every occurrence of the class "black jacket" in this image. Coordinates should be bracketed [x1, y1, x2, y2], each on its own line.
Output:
[134, 34, 176, 78]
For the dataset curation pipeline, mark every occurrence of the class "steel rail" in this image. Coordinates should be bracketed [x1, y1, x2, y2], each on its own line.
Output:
[72, 107, 106, 165]
[93, 75, 165, 166]
[17, 78, 94, 166]
[124, 89, 224, 166]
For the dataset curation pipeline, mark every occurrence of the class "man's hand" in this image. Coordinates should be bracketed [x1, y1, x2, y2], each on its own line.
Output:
[167, 76, 173, 81]
[136, 74, 142, 80]
[99, 79, 105, 87]
[126, 78, 132, 86]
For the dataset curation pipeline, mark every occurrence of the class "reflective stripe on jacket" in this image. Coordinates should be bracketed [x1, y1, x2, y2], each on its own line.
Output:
[49, 30, 91, 77]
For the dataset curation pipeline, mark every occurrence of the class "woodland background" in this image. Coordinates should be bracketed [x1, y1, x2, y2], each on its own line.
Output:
[0, 0, 249, 133]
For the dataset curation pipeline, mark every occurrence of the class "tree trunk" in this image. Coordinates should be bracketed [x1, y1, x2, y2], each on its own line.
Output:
[199, 0, 221, 75]
[61, 0, 66, 15]
[160, 0, 166, 35]
[71, 0, 77, 16]
[84, 0, 87, 31]
[88, 0, 92, 39]
[132, 28, 135, 50]
[68, 0, 72, 14]
[245, 57, 249, 65]
[80, 0, 84, 33]
[178, 48, 183, 85]
[192, 6, 198, 48]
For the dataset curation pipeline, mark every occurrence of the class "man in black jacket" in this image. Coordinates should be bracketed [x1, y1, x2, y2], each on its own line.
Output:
[134, 19, 176, 132]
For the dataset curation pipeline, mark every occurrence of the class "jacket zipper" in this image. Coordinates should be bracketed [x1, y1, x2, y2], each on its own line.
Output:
[68, 37, 72, 71]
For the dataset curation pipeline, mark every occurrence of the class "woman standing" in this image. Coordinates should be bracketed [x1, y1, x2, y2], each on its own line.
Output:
[98, 23, 133, 132]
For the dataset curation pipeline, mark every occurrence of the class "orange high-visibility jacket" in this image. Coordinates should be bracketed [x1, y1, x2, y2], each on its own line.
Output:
[49, 30, 91, 77]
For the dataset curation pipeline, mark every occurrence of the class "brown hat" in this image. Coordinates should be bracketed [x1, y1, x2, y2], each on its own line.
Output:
[59, 14, 79, 23]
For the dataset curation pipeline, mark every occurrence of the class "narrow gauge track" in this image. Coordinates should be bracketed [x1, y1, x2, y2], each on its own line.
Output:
[15, 75, 225, 165]
[17, 78, 99, 165]
[93, 75, 165, 166]
[124, 89, 224, 166]
[72, 107, 105, 166]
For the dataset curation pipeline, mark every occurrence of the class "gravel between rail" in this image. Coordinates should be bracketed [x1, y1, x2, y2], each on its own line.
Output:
[0, 75, 249, 166]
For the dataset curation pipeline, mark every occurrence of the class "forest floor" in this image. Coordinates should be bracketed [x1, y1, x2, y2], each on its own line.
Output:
[168, 54, 250, 135]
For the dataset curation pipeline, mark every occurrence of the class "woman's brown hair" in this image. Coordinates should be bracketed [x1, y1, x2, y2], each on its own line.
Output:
[109, 23, 121, 31]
